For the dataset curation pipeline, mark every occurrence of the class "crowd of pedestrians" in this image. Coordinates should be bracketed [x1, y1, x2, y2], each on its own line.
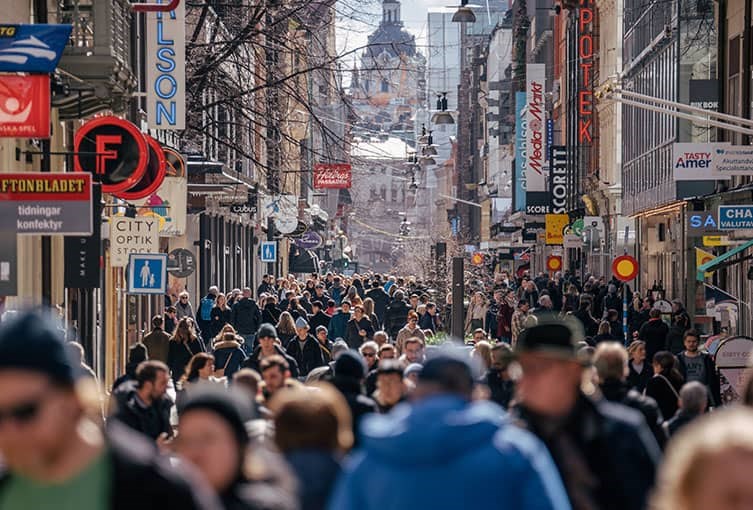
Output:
[0, 268, 752, 510]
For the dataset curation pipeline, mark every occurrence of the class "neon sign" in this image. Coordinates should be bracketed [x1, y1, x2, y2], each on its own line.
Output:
[578, 0, 594, 144]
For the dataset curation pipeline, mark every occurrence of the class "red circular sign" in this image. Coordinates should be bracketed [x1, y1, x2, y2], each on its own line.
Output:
[113, 136, 166, 200]
[73, 116, 148, 194]
[612, 255, 639, 282]
[471, 252, 484, 266]
[546, 255, 562, 272]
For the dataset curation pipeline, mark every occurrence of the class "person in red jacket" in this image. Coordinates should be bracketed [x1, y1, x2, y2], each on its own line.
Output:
[496, 289, 515, 344]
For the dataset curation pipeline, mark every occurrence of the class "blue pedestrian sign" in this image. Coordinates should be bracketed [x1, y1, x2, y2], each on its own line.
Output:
[261, 241, 277, 263]
[719, 205, 753, 230]
[0, 24, 72, 73]
[128, 253, 167, 295]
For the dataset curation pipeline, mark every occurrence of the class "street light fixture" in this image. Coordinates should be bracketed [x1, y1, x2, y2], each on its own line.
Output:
[451, 0, 477, 23]
[432, 92, 454, 125]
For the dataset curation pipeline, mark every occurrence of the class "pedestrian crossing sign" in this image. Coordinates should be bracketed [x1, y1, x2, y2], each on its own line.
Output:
[128, 253, 167, 294]
[261, 241, 277, 263]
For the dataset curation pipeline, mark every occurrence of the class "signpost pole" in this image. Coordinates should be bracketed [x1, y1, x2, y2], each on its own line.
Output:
[451, 257, 464, 342]
[623, 227, 630, 345]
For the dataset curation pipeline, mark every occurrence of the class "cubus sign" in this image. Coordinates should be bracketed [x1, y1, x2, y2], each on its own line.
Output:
[146, 0, 185, 129]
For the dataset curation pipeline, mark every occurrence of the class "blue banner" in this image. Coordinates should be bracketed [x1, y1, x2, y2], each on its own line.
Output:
[0, 24, 72, 73]
[719, 205, 753, 229]
[514, 91, 527, 212]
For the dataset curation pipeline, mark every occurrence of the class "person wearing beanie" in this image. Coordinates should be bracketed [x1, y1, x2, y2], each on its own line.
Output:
[286, 317, 326, 378]
[112, 342, 149, 392]
[403, 363, 423, 385]
[0, 310, 220, 510]
[329, 351, 570, 510]
[331, 351, 378, 446]
[175, 386, 296, 510]
[242, 324, 299, 379]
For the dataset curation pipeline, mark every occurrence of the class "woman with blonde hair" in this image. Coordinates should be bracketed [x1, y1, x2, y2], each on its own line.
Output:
[276, 311, 297, 348]
[651, 407, 753, 510]
[362, 297, 380, 329]
[471, 340, 493, 371]
[464, 291, 488, 333]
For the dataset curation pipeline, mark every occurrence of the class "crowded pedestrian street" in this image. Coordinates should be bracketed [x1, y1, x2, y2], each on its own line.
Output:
[4, 0, 753, 509]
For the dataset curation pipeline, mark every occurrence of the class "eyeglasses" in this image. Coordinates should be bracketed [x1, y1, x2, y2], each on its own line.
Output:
[180, 297, 188, 300]
[362, 352, 376, 358]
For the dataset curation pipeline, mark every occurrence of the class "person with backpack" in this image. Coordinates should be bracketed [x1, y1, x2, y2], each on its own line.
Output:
[197, 286, 219, 342]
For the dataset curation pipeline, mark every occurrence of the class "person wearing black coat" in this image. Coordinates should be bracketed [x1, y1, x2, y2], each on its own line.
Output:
[242, 324, 300, 379]
[231, 291, 262, 341]
[308, 301, 331, 332]
[209, 304, 232, 340]
[330, 351, 379, 447]
[167, 320, 207, 384]
[286, 319, 326, 377]
[112, 378, 174, 441]
[344, 307, 375, 350]
[262, 300, 282, 327]
[676, 330, 721, 407]
[574, 302, 599, 337]
[645, 351, 685, 420]
[384, 293, 410, 340]
[366, 283, 390, 325]
[639, 309, 670, 362]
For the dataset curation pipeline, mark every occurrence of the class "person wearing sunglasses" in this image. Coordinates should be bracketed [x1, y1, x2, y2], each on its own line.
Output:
[176, 291, 196, 321]
[0, 310, 220, 510]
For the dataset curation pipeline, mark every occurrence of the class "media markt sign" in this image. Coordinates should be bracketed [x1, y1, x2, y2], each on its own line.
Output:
[0, 173, 92, 235]
[719, 206, 753, 230]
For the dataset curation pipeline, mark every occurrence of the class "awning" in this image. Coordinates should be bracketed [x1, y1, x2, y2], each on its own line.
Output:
[697, 239, 753, 281]
[289, 248, 319, 274]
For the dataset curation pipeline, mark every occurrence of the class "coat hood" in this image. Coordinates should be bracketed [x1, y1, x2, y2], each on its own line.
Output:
[214, 339, 242, 350]
[358, 395, 505, 466]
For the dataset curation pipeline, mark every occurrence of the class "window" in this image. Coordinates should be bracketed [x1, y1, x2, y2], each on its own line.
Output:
[381, 79, 389, 93]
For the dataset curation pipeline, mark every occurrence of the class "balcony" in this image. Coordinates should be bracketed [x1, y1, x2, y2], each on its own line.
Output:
[55, 0, 137, 119]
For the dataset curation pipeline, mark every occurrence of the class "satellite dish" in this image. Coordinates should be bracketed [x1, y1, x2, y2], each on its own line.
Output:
[274, 215, 298, 234]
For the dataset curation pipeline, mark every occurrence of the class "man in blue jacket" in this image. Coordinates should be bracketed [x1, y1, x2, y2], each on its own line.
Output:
[328, 353, 571, 510]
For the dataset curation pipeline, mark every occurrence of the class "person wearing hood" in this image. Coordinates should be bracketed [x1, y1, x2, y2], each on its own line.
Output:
[328, 353, 571, 510]
[112, 342, 149, 393]
[175, 386, 297, 510]
[242, 324, 299, 379]
[212, 332, 248, 380]
[594, 342, 667, 450]
[231, 288, 262, 349]
[666, 299, 691, 354]
[286, 317, 327, 377]
[270, 384, 351, 510]
[308, 301, 331, 333]
[330, 351, 379, 446]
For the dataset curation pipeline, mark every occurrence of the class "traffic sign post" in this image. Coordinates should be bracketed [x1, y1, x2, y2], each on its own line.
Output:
[612, 254, 639, 346]
[261, 241, 277, 263]
[546, 255, 562, 273]
[471, 252, 484, 266]
[127, 253, 167, 294]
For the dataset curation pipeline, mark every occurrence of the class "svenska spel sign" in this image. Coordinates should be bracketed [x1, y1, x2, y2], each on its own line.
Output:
[0, 173, 92, 235]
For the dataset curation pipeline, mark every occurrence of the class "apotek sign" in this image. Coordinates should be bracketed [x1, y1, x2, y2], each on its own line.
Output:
[0, 173, 92, 235]
[313, 164, 352, 189]
[0, 75, 50, 138]
[578, 0, 594, 144]
[146, 0, 185, 129]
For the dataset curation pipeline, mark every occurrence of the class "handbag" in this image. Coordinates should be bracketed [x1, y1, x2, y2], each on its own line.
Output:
[213, 352, 233, 378]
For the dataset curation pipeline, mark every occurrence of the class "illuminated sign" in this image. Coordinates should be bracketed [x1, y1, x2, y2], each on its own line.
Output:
[146, 0, 185, 129]
[514, 91, 527, 212]
[526, 63, 546, 192]
[578, 0, 594, 144]
[550, 145, 568, 214]
[0, 74, 50, 138]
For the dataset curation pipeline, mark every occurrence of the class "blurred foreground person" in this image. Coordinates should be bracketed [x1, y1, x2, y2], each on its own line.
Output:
[652, 407, 753, 510]
[271, 384, 351, 510]
[0, 311, 219, 510]
[328, 353, 570, 510]
[175, 387, 296, 510]
[512, 316, 659, 510]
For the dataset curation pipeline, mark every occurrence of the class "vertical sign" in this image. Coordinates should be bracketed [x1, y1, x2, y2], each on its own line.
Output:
[64, 184, 102, 288]
[578, 0, 594, 144]
[146, 0, 186, 130]
[550, 146, 568, 214]
[525, 63, 546, 192]
[514, 91, 527, 212]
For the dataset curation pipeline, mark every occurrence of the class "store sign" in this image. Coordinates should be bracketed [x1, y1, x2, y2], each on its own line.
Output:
[689, 79, 719, 111]
[514, 91, 527, 212]
[64, 184, 101, 288]
[313, 164, 352, 189]
[74, 116, 149, 194]
[687, 211, 722, 237]
[526, 192, 551, 215]
[0, 75, 50, 138]
[295, 230, 322, 250]
[578, 0, 594, 144]
[146, 0, 185, 129]
[110, 217, 159, 267]
[0, 24, 72, 72]
[114, 135, 166, 200]
[564, 234, 582, 248]
[672, 142, 729, 180]
[525, 64, 546, 192]
[549, 145, 568, 214]
[0, 173, 92, 235]
[132, 146, 186, 237]
[714, 146, 753, 177]
[719, 206, 753, 230]
[545, 213, 569, 245]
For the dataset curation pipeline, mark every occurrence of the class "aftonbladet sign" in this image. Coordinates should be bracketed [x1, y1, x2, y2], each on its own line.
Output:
[313, 163, 352, 189]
